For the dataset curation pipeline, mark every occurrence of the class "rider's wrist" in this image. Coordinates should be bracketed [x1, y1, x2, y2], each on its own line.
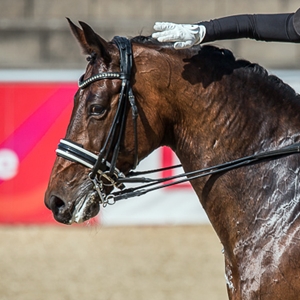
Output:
[194, 25, 206, 44]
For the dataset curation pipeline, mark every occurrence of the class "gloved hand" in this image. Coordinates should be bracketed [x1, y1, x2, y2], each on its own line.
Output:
[152, 22, 206, 49]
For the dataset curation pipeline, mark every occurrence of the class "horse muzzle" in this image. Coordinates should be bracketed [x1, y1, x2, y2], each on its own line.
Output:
[47, 192, 100, 224]
[46, 139, 126, 224]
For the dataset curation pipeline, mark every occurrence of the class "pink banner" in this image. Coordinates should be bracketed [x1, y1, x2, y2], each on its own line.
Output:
[0, 83, 77, 224]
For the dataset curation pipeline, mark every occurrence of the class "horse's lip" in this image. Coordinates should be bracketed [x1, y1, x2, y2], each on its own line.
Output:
[69, 192, 100, 224]
[54, 214, 73, 225]
[46, 190, 100, 224]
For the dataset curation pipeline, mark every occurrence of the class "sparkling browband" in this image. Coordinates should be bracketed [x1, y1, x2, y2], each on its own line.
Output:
[78, 72, 125, 89]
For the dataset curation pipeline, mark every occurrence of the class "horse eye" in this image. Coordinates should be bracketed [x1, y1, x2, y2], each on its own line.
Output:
[87, 52, 97, 63]
[89, 105, 106, 116]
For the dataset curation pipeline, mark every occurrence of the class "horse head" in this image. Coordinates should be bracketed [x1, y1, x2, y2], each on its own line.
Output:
[44, 20, 173, 224]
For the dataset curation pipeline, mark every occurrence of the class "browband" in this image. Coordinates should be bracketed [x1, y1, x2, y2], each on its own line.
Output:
[78, 72, 125, 89]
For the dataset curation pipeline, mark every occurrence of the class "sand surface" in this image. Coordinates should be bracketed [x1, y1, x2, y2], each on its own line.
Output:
[0, 225, 228, 300]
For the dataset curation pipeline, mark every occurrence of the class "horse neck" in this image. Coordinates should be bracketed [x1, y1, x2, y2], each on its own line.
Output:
[166, 60, 300, 168]
[144, 52, 300, 248]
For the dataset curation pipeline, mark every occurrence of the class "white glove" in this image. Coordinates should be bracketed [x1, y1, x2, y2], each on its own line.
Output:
[152, 22, 206, 49]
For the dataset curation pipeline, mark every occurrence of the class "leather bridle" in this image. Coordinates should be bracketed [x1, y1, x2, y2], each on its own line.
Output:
[56, 36, 300, 207]
[56, 36, 138, 205]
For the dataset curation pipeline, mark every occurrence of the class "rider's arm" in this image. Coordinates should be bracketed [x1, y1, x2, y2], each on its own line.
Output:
[199, 9, 300, 43]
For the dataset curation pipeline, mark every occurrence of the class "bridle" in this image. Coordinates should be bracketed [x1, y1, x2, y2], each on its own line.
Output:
[56, 36, 300, 207]
[57, 36, 138, 205]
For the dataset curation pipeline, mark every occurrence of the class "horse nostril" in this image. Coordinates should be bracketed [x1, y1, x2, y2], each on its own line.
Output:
[48, 195, 73, 225]
[54, 197, 65, 208]
[50, 196, 66, 214]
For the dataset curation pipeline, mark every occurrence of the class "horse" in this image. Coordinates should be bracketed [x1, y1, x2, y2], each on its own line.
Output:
[45, 19, 300, 299]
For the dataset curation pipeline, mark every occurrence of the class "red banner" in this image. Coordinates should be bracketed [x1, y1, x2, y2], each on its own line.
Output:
[161, 146, 192, 189]
[0, 82, 77, 224]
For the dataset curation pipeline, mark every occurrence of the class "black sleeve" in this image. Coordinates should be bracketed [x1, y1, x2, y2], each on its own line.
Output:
[199, 9, 300, 43]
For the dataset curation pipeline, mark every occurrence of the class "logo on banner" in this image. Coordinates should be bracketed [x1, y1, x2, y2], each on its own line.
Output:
[0, 149, 19, 180]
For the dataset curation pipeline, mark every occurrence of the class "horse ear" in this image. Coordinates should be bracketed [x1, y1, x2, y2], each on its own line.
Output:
[67, 18, 111, 62]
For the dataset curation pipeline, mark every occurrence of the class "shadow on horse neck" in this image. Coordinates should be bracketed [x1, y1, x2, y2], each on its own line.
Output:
[135, 41, 300, 167]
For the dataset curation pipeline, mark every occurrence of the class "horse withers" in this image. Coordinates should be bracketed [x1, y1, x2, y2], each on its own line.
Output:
[45, 20, 300, 299]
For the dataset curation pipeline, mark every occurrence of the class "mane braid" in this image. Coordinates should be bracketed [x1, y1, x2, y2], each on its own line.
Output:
[243, 62, 298, 98]
[199, 45, 299, 98]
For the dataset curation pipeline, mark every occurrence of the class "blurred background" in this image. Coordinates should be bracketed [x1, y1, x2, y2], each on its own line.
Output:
[1, 0, 300, 69]
[1, 1, 300, 299]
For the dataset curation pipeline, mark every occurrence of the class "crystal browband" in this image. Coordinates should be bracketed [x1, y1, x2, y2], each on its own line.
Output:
[78, 72, 126, 89]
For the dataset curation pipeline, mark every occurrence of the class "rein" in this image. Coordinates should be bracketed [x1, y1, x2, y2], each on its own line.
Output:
[112, 142, 300, 201]
[56, 36, 300, 207]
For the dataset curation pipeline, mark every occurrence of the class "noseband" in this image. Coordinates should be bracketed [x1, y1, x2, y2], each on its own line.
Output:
[56, 36, 300, 208]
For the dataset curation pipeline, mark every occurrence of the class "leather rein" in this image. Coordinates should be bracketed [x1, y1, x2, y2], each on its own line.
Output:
[56, 36, 300, 207]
